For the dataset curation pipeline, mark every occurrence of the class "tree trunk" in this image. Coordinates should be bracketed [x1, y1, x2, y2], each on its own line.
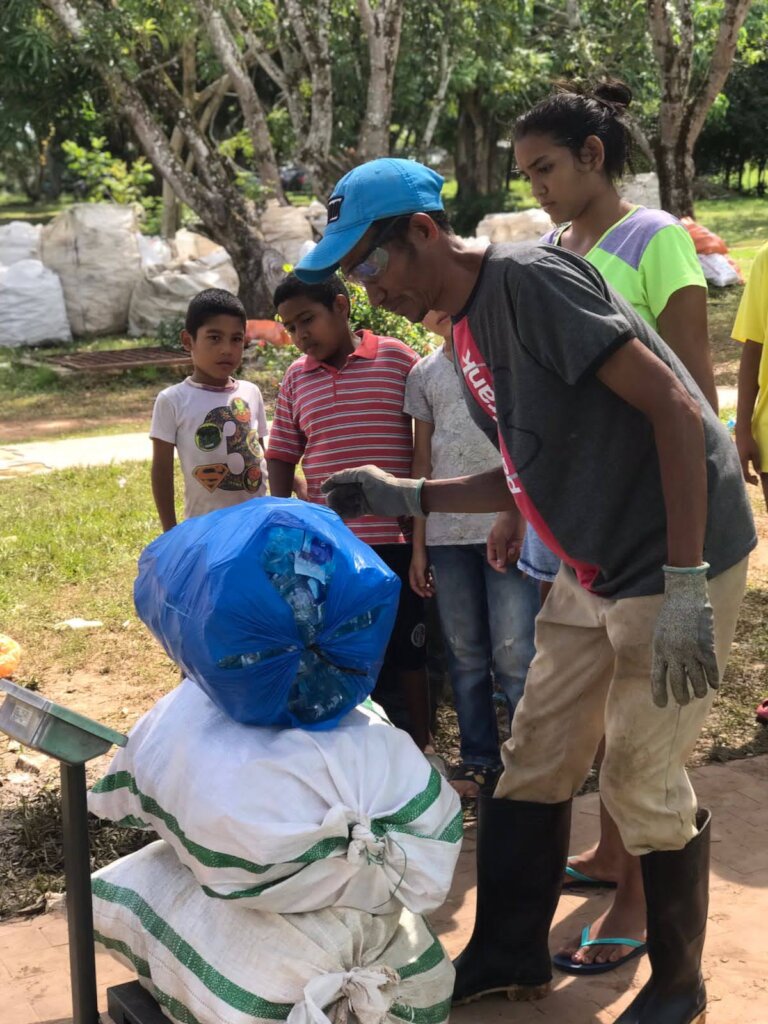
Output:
[223, 226, 275, 315]
[417, 37, 456, 162]
[653, 137, 696, 217]
[43, 0, 273, 315]
[646, 0, 754, 217]
[357, 0, 405, 161]
[277, 0, 338, 198]
[455, 91, 499, 198]
[193, 0, 286, 202]
[161, 126, 184, 238]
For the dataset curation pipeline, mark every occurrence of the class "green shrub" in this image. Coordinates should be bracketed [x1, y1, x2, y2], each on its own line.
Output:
[347, 281, 435, 355]
[155, 316, 185, 351]
[61, 137, 162, 234]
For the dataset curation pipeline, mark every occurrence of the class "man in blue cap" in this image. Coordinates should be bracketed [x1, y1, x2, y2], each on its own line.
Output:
[296, 158, 754, 1024]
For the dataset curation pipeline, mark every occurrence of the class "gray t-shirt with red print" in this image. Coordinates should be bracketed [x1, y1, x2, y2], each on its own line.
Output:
[451, 242, 755, 599]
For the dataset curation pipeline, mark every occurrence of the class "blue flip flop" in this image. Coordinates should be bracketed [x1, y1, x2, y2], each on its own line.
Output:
[553, 923, 647, 975]
[562, 860, 618, 890]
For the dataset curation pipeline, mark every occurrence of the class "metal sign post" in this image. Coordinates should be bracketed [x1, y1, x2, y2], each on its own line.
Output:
[0, 679, 128, 1024]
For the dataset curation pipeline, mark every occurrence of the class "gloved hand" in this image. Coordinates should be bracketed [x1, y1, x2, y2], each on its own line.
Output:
[321, 465, 426, 520]
[651, 563, 719, 708]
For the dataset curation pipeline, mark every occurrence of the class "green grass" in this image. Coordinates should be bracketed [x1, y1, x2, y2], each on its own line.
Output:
[0, 334, 285, 443]
[695, 196, 767, 250]
[0, 461, 167, 628]
[0, 193, 74, 225]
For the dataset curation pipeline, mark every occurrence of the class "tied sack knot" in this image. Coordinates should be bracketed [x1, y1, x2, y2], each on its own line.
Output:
[347, 819, 386, 866]
[287, 964, 401, 1024]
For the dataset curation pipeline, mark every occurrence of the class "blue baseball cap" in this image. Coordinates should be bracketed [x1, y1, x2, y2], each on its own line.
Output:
[295, 158, 445, 284]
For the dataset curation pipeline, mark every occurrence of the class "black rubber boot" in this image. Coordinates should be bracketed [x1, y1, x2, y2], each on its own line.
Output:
[452, 794, 571, 1005]
[616, 809, 711, 1024]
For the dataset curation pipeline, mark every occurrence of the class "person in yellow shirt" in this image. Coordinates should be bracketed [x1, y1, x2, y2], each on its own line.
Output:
[734, 242, 768, 513]
[733, 241, 768, 726]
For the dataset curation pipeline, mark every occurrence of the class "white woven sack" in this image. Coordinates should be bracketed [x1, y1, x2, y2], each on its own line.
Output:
[89, 680, 461, 914]
[128, 253, 240, 335]
[40, 203, 141, 335]
[0, 259, 72, 346]
[0, 221, 41, 265]
[261, 201, 314, 266]
[93, 840, 454, 1024]
[475, 207, 553, 242]
[698, 252, 741, 288]
[136, 234, 173, 269]
[172, 228, 223, 262]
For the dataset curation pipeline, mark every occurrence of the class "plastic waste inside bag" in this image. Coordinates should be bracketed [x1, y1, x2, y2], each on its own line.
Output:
[134, 498, 400, 728]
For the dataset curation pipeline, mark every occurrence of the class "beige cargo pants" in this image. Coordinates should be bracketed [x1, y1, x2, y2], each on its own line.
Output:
[495, 558, 748, 855]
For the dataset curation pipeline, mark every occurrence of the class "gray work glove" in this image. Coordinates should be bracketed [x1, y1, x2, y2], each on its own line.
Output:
[321, 465, 426, 520]
[651, 563, 719, 708]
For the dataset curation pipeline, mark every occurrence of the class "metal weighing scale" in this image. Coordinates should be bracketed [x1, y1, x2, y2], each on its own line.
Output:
[0, 678, 167, 1024]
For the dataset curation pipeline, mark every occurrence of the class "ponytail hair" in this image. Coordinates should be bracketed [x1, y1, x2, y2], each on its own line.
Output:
[514, 78, 634, 181]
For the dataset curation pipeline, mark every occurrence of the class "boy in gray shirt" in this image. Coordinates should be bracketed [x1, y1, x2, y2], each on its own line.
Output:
[405, 312, 538, 797]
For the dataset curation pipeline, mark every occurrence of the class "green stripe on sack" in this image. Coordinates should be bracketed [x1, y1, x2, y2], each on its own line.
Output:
[92, 768, 458, 884]
[94, 930, 152, 979]
[94, 884, 450, 1023]
[94, 933, 209, 1024]
[93, 880, 293, 1020]
[92, 772, 347, 874]
[395, 936, 447, 980]
[390, 997, 453, 1023]
[370, 771, 463, 845]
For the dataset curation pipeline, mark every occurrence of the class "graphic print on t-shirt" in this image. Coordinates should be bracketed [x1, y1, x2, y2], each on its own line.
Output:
[192, 398, 263, 495]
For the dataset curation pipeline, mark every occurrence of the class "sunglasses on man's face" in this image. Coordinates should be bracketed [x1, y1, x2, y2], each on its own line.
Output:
[346, 216, 409, 285]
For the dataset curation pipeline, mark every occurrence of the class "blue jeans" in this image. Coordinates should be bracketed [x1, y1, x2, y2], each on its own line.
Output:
[428, 543, 539, 768]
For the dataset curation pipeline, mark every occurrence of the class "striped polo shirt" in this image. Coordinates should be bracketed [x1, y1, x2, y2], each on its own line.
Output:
[266, 330, 418, 545]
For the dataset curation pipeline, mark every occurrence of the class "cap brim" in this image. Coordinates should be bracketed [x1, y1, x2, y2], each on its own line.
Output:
[294, 221, 371, 283]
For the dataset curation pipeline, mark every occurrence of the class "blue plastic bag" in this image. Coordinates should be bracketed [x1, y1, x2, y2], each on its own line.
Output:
[134, 498, 400, 729]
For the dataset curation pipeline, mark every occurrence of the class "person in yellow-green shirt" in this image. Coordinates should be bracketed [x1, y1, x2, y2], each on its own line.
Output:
[734, 242, 768, 513]
[508, 78, 718, 979]
[733, 242, 768, 727]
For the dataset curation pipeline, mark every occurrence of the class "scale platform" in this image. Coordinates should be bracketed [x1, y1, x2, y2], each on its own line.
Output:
[107, 982, 167, 1024]
[0, 677, 126, 764]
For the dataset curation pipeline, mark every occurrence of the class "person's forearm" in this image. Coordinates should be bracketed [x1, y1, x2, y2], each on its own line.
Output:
[421, 467, 517, 514]
[411, 439, 431, 550]
[735, 340, 762, 439]
[151, 470, 177, 532]
[651, 389, 708, 567]
[267, 458, 297, 498]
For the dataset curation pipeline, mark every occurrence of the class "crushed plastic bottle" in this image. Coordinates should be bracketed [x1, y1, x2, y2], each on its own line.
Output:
[261, 525, 366, 721]
[287, 652, 363, 724]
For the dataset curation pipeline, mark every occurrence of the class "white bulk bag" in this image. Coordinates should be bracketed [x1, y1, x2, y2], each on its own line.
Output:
[0, 221, 42, 265]
[136, 233, 173, 268]
[128, 252, 240, 335]
[475, 207, 553, 242]
[93, 840, 454, 1024]
[89, 680, 461, 914]
[0, 259, 71, 346]
[40, 203, 141, 335]
[261, 202, 314, 267]
[172, 228, 223, 262]
[698, 252, 742, 288]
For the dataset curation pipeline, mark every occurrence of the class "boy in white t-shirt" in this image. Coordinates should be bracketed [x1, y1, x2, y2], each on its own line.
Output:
[150, 289, 269, 531]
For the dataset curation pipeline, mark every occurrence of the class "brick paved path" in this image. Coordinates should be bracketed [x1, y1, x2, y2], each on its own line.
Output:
[0, 756, 765, 1024]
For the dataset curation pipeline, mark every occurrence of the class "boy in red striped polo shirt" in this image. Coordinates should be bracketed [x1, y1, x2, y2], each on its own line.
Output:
[266, 273, 430, 748]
